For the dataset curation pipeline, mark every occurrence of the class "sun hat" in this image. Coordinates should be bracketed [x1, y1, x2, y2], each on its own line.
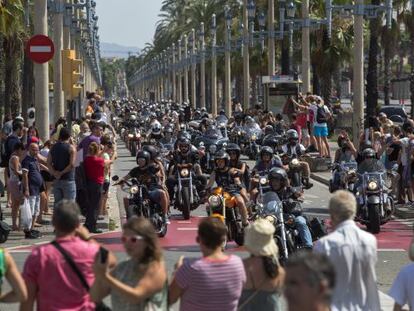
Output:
[244, 219, 279, 257]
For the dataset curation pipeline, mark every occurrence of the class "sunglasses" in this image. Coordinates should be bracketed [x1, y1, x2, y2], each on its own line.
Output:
[121, 235, 144, 243]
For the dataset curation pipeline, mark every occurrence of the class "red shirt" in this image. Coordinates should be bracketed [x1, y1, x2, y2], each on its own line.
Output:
[84, 155, 104, 185]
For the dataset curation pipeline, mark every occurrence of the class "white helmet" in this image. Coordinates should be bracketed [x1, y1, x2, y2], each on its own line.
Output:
[151, 122, 162, 135]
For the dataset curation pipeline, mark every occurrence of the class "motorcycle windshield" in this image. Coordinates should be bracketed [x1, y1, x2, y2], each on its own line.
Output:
[204, 129, 223, 139]
[262, 192, 282, 215]
[244, 125, 261, 136]
[342, 161, 358, 170]
[216, 116, 228, 127]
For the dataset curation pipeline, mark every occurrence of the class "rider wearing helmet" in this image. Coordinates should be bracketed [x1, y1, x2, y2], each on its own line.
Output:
[268, 167, 313, 249]
[160, 125, 176, 146]
[281, 129, 313, 189]
[119, 150, 169, 223]
[149, 122, 162, 141]
[357, 148, 385, 174]
[206, 151, 249, 226]
[226, 143, 249, 205]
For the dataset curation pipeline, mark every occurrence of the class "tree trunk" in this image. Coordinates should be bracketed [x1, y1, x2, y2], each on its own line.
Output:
[22, 53, 34, 122]
[320, 30, 331, 105]
[366, 0, 380, 117]
[312, 62, 320, 95]
[0, 34, 4, 123]
[281, 39, 289, 75]
[383, 29, 391, 106]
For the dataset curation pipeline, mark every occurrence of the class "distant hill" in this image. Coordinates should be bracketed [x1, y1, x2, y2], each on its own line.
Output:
[101, 42, 140, 59]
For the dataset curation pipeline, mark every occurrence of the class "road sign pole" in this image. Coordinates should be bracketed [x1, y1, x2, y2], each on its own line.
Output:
[34, 0, 49, 141]
[53, 0, 64, 120]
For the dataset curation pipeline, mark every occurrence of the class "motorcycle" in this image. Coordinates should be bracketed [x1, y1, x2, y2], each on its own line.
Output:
[207, 186, 244, 247]
[112, 175, 167, 237]
[127, 127, 142, 157]
[243, 126, 262, 160]
[329, 161, 358, 193]
[355, 172, 394, 234]
[173, 164, 200, 220]
[194, 128, 229, 173]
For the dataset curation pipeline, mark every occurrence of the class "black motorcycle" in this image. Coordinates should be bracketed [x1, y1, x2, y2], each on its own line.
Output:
[194, 128, 229, 173]
[173, 164, 200, 220]
[112, 176, 167, 237]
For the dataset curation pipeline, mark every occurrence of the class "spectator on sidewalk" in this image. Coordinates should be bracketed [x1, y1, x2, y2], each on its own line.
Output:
[22, 143, 45, 238]
[90, 217, 168, 311]
[78, 122, 103, 160]
[48, 127, 77, 207]
[50, 117, 67, 143]
[238, 219, 285, 311]
[99, 137, 116, 217]
[314, 190, 380, 310]
[310, 97, 331, 158]
[169, 217, 246, 311]
[39, 140, 53, 219]
[284, 251, 335, 311]
[379, 112, 394, 134]
[20, 200, 100, 311]
[8, 142, 25, 231]
[83, 142, 105, 233]
[389, 237, 414, 311]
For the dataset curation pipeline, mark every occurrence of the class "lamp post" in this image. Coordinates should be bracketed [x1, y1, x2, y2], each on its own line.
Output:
[267, 0, 275, 76]
[199, 22, 206, 109]
[211, 14, 218, 116]
[225, 6, 232, 116]
[172, 43, 177, 102]
[301, 0, 311, 93]
[190, 29, 197, 109]
[286, 2, 296, 75]
[183, 34, 189, 103]
[177, 38, 182, 104]
[242, 0, 253, 110]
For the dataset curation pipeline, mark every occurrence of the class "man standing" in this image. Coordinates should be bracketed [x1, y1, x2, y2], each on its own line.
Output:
[22, 143, 45, 238]
[21, 200, 101, 311]
[48, 127, 77, 207]
[314, 190, 380, 310]
[78, 122, 103, 160]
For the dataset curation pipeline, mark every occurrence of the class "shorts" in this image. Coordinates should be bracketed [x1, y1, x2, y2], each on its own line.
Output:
[148, 189, 163, 203]
[28, 195, 41, 217]
[102, 181, 110, 194]
[7, 179, 22, 201]
[313, 125, 328, 137]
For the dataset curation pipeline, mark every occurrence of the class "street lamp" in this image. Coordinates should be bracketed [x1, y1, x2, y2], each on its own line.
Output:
[286, 2, 296, 75]
[258, 11, 266, 52]
[211, 14, 218, 115]
[224, 5, 232, 115]
[287, 1, 296, 18]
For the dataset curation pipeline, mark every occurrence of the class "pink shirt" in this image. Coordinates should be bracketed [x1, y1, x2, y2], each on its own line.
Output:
[23, 236, 99, 311]
[175, 255, 246, 311]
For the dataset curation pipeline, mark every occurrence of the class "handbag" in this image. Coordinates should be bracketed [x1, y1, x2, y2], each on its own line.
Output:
[51, 241, 112, 311]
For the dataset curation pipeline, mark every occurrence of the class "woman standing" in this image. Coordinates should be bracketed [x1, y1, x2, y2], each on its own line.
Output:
[83, 142, 105, 233]
[238, 219, 285, 311]
[99, 137, 116, 217]
[8, 142, 25, 231]
[90, 217, 168, 310]
[39, 140, 53, 218]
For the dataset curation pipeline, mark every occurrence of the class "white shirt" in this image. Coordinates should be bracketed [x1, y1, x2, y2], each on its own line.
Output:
[282, 144, 306, 156]
[314, 220, 380, 311]
[389, 263, 414, 309]
[400, 137, 410, 167]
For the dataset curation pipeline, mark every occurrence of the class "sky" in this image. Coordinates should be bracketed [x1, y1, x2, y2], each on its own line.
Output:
[95, 0, 164, 48]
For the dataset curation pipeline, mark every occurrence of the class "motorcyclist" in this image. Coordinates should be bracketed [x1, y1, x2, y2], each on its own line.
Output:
[250, 146, 283, 202]
[268, 167, 313, 249]
[159, 125, 176, 146]
[331, 134, 358, 190]
[206, 151, 249, 226]
[357, 148, 386, 174]
[244, 116, 261, 133]
[147, 121, 163, 141]
[118, 150, 169, 224]
[167, 137, 207, 202]
[226, 143, 250, 205]
[281, 129, 313, 189]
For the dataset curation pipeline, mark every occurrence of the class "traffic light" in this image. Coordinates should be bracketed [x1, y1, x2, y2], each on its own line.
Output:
[62, 49, 83, 99]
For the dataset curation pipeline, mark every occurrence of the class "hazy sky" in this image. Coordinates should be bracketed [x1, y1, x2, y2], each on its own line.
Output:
[95, 0, 163, 48]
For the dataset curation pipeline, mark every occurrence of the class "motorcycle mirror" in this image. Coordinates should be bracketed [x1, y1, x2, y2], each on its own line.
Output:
[112, 175, 120, 181]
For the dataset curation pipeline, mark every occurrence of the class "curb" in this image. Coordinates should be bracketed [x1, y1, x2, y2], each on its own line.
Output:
[107, 183, 121, 231]
[310, 173, 330, 186]
[394, 206, 414, 219]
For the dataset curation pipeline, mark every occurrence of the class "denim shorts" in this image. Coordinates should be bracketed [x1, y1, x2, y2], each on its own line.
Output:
[313, 125, 328, 137]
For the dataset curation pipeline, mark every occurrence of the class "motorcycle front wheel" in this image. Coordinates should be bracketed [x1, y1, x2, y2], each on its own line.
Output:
[367, 204, 381, 234]
[181, 187, 191, 220]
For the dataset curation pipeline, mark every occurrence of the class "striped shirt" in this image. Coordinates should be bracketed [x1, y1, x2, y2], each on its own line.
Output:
[175, 255, 246, 311]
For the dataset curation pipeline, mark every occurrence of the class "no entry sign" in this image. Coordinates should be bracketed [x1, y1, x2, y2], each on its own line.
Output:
[26, 35, 55, 64]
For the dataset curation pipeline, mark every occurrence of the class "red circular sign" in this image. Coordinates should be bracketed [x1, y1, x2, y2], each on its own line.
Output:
[26, 34, 55, 64]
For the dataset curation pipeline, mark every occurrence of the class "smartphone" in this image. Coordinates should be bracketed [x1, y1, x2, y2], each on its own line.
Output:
[99, 247, 109, 264]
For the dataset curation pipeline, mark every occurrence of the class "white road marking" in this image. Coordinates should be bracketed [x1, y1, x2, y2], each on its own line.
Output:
[378, 249, 405, 252]
[177, 228, 198, 231]
[30, 46, 52, 53]
[177, 221, 192, 224]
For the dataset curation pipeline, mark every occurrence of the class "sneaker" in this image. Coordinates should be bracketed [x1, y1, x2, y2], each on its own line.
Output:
[25, 230, 42, 239]
[91, 229, 104, 234]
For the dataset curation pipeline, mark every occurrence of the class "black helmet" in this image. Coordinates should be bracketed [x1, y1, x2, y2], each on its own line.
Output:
[178, 138, 191, 153]
[164, 126, 174, 134]
[136, 150, 151, 166]
[269, 167, 288, 189]
[245, 116, 254, 124]
[226, 143, 241, 156]
[177, 131, 191, 141]
[142, 145, 158, 160]
[264, 125, 274, 136]
[362, 148, 376, 159]
[286, 129, 299, 141]
[214, 150, 230, 166]
[260, 146, 274, 158]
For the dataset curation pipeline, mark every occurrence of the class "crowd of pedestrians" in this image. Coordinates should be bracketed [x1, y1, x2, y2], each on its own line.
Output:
[0, 193, 410, 310]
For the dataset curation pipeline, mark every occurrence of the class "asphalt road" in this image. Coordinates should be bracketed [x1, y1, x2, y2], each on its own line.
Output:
[2, 142, 412, 310]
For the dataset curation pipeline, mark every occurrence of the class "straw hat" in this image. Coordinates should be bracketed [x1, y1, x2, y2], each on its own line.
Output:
[244, 219, 279, 257]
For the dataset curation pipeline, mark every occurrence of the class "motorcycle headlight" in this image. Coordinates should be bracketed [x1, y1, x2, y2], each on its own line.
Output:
[199, 142, 205, 147]
[130, 185, 139, 194]
[209, 145, 217, 153]
[128, 134, 134, 138]
[260, 177, 268, 185]
[136, 133, 141, 138]
[180, 168, 189, 177]
[237, 131, 241, 135]
[291, 158, 300, 166]
[251, 135, 257, 141]
[367, 181, 378, 191]
[208, 195, 221, 207]
[265, 215, 277, 225]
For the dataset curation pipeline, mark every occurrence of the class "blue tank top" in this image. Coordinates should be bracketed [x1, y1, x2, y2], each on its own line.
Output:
[50, 141, 74, 180]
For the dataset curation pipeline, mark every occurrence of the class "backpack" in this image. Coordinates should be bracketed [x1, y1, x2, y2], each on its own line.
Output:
[316, 105, 328, 124]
